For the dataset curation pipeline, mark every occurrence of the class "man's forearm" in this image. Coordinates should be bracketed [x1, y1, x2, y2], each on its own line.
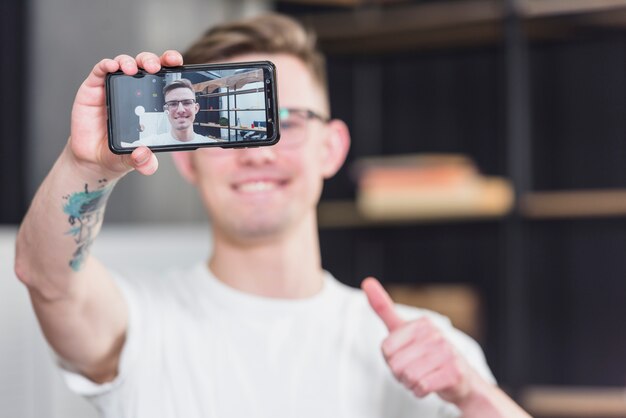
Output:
[15, 145, 116, 299]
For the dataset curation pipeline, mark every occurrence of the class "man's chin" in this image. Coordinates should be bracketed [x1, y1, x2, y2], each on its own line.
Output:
[234, 223, 287, 240]
[220, 215, 294, 242]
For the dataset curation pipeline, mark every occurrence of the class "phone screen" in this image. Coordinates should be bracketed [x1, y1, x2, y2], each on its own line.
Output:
[106, 61, 279, 153]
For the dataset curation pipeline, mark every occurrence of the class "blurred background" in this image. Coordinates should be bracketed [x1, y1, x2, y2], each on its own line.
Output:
[2, 0, 626, 417]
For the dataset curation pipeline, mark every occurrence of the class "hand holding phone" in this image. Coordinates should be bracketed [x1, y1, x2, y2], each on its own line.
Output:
[70, 51, 183, 177]
[105, 61, 280, 154]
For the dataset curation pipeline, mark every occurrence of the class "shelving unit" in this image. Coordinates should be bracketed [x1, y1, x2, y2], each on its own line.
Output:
[192, 69, 266, 142]
[280, 0, 626, 410]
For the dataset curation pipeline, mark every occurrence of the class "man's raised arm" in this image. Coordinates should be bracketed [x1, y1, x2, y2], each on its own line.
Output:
[14, 51, 182, 383]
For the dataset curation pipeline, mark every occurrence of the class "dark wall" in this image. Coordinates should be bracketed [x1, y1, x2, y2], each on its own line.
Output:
[532, 32, 626, 190]
[0, 2, 27, 223]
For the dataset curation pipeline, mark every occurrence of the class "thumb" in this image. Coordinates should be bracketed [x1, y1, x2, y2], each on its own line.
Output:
[129, 146, 159, 176]
[102, 146, 159, 176]
[362, 277, 405, 332]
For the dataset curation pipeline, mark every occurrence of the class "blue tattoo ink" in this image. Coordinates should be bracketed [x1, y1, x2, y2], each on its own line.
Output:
[63, 179, 112, 271]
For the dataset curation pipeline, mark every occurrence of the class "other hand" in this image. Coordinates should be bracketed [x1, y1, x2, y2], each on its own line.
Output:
[362, 277, 483, 406]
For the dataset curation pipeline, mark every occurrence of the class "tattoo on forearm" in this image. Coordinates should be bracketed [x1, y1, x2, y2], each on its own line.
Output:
[63, 179, 112, 271]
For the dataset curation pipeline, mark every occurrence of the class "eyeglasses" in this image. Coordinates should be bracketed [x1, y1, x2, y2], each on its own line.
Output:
[279, 108, 329, 127]
[277, 107, 329, 148]
[164, 99, 196, 111]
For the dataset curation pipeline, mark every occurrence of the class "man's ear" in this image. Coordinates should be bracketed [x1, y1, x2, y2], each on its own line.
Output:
[321, 119, 351, 179]
[171, 151, 198, 184]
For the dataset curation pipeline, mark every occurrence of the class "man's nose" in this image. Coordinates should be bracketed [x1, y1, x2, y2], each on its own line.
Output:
[174, 102, 187, 113]
[236, 144, 277, 166]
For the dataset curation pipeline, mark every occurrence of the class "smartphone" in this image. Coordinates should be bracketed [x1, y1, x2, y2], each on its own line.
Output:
[106, 61, 279, 154]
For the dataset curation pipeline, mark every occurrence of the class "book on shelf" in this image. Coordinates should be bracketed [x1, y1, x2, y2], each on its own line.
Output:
[353, 153, 514, 220]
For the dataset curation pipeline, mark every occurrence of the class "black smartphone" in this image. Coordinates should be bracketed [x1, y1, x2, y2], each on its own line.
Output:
[106, 61, 279, 154]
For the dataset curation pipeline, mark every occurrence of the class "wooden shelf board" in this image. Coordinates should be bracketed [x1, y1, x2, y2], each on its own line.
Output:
[521, 189, 626, 219]
[280, 0, 363, 5]
[521, 385, 626, 417]
[282, 0, 626, 11]
[192, 69, 262, 93]
[319, 188, 626, 226]
[303, 0, 503, 53]
[520, 0, 626, 18]
[294, 0, 626, 53]
[199, 109, 264, 112]
[317, 199, 508, 228]
[196, 123, 266, 132]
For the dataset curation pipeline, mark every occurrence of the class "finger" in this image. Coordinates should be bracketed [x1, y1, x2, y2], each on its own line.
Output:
[412, 363, 467, 402]
[362, 277, 404, 332]
[83, 58, 119, 89]
[135, 52, 162, 74]
[418, 367, 463, 397]
[130, 146, 159, 176]
[114, 54, 138, 75]
[161, 50, 183, 67]
[406, 344, 458, 397]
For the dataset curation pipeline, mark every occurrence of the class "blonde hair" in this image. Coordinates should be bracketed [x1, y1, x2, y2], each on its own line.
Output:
[184, 13, 328, 96]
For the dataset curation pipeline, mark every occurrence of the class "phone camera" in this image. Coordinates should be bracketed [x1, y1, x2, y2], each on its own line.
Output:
[266, 79, 270, 84]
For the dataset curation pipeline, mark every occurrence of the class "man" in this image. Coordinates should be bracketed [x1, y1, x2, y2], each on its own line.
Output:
[124, 78, 211, 147]
[15, 13, 530, 418]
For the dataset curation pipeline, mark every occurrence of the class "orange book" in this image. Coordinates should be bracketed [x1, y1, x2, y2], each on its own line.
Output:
[354, 154, 477, 188]
[359, 164, 477, 190]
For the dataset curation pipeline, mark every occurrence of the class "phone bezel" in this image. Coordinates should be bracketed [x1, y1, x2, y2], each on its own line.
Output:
[106, 60, 280, 154]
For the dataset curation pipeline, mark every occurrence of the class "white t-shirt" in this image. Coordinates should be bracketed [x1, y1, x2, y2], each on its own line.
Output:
[60, 264, 495, 418]
[121, 132, 216, 148]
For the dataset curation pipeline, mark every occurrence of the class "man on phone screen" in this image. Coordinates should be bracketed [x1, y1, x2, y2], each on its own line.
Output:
[123, 78, 211, 147]
[15, 13, 530, 418]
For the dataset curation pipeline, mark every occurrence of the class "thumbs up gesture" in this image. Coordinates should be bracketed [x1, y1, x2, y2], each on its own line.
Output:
[362, 277, 532, 417]
[362, 277, 478, 405]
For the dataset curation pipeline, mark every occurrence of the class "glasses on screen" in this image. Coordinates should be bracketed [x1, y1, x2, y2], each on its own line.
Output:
[163, 99, 196, 111]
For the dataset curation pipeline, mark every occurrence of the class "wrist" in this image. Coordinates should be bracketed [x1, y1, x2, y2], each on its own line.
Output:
[455, 378, 494, 413]
[455, 378, 530, 418]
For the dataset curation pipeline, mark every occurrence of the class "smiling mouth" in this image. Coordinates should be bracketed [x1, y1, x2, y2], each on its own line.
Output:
[234, 180, 288, 193]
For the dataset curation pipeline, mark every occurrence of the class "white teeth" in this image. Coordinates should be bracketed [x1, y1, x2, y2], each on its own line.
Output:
[238, 181, 277, 192]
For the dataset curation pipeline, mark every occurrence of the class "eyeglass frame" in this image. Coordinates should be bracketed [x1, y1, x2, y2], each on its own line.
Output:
[279, 107, 330, 126]
[269, 107, 331, 150]
[163, 99, 197, 111]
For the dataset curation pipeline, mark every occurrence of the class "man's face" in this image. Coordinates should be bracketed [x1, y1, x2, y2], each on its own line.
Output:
[164, 87, 199, 132]
[180, 53, 345, 242]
